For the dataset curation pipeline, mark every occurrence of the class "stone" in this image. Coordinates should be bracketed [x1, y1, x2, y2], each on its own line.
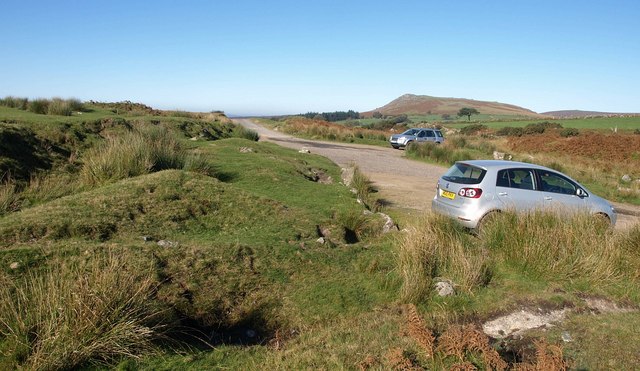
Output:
[378, 212, 399, 233]
[9, 262, 20, 270]
[299, 147, 310, 153]
[239, 147, 254, 153]
[434, 279, 455, 296]
[621, 174, 632, 182]
[493, 151, 513, 160]
[316, 237, 325, 244]
[157, 240, 178, 248]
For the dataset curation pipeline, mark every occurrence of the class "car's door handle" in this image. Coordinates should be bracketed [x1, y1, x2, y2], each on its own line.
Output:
[544, 197, 553, 201]
[498, 192, 508, 196]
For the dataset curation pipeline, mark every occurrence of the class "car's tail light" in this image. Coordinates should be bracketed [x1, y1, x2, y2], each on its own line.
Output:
[458, 188, 483, 198]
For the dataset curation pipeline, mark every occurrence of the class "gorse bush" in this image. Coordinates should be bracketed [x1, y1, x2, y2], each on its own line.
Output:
[81, 125, 185, 186]
[0, 252, 165, 370]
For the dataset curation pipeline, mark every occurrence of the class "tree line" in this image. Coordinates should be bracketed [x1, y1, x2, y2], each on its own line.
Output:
[301, 110, 360, 122]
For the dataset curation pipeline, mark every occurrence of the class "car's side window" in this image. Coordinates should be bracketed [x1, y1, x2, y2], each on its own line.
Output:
[538, 171, 577, 195]
[417, 131, 426, 138]
[426, 130, 435, 137]
[496, 169, 535, 190]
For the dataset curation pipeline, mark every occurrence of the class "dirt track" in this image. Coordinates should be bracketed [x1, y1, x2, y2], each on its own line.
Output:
[235, 119, 640, 230]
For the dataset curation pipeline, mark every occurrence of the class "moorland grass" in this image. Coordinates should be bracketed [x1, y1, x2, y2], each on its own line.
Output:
[398, 211, 640, 305]
[0, 251, 164, 370]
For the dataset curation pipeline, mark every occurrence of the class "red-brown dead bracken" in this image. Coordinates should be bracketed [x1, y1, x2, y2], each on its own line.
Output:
[507, 131, 640, 163]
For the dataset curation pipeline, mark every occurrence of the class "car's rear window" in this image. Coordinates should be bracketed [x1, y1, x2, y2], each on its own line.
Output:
[442, 163, 486, 184]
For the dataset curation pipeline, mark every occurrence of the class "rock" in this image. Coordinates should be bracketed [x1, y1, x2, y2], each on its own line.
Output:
[299, 147, 310, 153]
[378, 212, 399, 233]
[493, 151, 513, 160]
[190, 136, 198, 141]
[157, 240, 178, 248]
[622, 174, 632, 182]
[561, 331, 573, 342]
[434, 279, 455, 296]
[239, 147, 254, 153]
[9, 262, 19, 270]
[142, 235, 154, 242]
[341, 167, 355, 185]
[316, 237, 325, 244]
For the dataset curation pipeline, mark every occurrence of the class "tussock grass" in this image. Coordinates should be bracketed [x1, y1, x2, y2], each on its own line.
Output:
[398, 211, 640, 304]
[481, 211, 626, 283]
[81, 125, 185, 186]
[397, 213, 490, 303]
[0, 251, 165, 370]
[349, 165, 381, 211]
[233, 125, 260, 141]
[0, 179, 19, 215]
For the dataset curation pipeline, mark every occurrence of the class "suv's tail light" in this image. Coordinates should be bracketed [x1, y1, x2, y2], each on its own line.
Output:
[458, 188, 483, 198]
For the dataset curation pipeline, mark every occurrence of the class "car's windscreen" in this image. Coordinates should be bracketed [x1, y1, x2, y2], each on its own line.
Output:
[442, 163, 486, 184]
[435, 131, 443, 138]
[402, 129, 418, 135]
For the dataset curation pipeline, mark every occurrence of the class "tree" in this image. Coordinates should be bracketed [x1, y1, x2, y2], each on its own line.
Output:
[458, 107, 480, 121]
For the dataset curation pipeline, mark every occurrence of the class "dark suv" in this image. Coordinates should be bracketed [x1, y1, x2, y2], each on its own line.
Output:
[389, 128, 444, 149]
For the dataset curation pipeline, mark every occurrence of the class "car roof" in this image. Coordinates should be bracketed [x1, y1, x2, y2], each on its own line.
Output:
[456, 160, 551, 171]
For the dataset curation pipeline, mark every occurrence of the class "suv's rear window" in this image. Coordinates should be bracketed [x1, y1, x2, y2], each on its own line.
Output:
[442, 163, 486, 184]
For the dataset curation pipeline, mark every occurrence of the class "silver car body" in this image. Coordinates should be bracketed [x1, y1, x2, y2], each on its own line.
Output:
[432, 160, 617, 228]
[390, 128, 444, 149]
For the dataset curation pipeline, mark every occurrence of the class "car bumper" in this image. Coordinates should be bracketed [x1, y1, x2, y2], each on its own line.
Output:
[431, 197, 481, 229]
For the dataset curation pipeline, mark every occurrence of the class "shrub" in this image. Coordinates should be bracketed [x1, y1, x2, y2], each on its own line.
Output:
[523, 121, 563, 135]
[496, 127, 524, 137]
[459, 124, 487, 135]
[0, 252, 165, 370]
[634, 128, 640, 135]
[27, 98, 50, 114]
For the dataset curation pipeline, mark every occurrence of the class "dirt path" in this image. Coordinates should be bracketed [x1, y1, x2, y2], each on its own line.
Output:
[235, 119, 640, 229]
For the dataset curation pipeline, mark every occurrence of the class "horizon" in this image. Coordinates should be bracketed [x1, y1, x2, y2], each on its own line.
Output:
[2, 1, 639, 116]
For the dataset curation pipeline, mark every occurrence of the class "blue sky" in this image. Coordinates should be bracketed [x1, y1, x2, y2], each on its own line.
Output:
[1, 0, 639, 115]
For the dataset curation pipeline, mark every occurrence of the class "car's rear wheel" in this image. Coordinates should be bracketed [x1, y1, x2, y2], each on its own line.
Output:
[475, 211, 501, 235]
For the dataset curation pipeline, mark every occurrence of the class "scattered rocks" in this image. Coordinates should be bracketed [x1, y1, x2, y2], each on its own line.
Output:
[9, 262, 20, 270]
[493, 151, 513, 160]
[434, 279, 455, 297]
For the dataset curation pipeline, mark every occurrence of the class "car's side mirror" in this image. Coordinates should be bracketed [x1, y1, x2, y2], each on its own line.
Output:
[576, 188, 588, 198]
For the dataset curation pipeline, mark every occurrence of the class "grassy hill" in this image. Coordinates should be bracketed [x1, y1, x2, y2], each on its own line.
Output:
[1, 100, 639, 369]
[362, 93, 544, 118]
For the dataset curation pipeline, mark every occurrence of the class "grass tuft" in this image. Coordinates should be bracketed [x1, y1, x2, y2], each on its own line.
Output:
[81, 125, 185, 186]
[0, 251, 165, 370]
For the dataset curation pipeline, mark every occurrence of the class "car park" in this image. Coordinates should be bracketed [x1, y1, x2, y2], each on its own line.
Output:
[389, 128, 444, 149]
[432, 160, 617, 229]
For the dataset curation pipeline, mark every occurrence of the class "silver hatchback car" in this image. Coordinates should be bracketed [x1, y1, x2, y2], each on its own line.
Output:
[432, 160, 617, 228]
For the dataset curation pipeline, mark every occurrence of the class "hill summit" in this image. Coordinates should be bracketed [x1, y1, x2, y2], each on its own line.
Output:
[363, 94, 542, 117]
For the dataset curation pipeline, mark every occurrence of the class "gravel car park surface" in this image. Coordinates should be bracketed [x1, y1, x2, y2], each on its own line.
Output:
[236, 119, 640, 230]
